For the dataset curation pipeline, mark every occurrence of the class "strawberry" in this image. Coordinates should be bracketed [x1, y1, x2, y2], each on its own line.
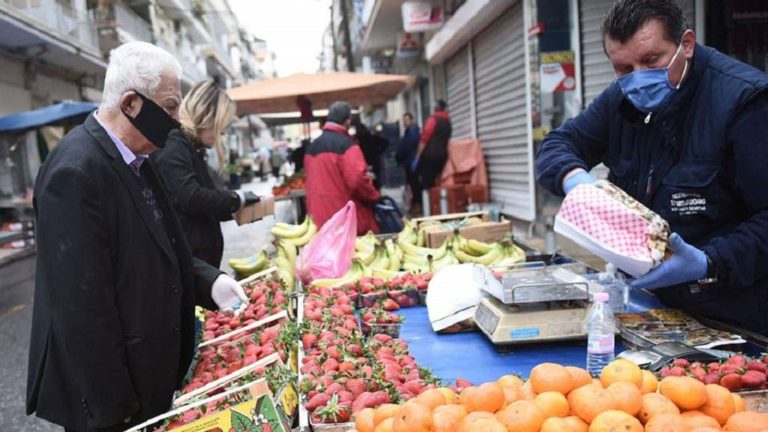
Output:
[346, 378, 367, 397]
[727, 355, 747, 367]
[322, 358, 339, 372]
[719, 364, 743, 375]
[302, 333, 317, 350]
[720, 373, 743, 391]
[306, 393, 331, 411]
[690, 366, 707, 382]
[747, 360, 768, 373]
[325, 382, 345, 395]
[672, 358, 690, 368]
[337, 390, 354, 405]
[703, 373, 721, 384]
[315, 394, 351, 423]
[402, 380, 424, 394]
[373, 334, 393, 344]
[382, 298, 400, 311]
[456, 377, 473, 390]
[338, 361, 355, 373]
[660, 366, 672, 378]
[669, 366, 687, 377]
[742, 370, 767, 388]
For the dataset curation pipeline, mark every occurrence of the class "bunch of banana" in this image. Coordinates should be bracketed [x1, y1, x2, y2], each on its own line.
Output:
[274, 239, 297, 288]
[270, 216, 317, 248]
[429, 248, 459, 272]
[311, 260, 364, 288]
[383, 238, 402, 272]
[396, 220, 419, 245]
[453, 237, 526, 267]
[228, 250, 269, 276]
[354, 231, 379, 265]
[397, 238, 449, 273]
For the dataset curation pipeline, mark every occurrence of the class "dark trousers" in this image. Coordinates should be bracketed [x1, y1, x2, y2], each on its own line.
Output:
[405, 166, 421, 205]
[418, 155, 448, 190]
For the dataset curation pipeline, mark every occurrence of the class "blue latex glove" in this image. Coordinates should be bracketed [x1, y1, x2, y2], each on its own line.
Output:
[410, 157, 419, 172]
[562, 170, 597, 194]
[630, 233, 708, 291]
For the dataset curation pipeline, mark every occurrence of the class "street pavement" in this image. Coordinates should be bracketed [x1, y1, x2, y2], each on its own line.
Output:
[0, 175, 293, 432]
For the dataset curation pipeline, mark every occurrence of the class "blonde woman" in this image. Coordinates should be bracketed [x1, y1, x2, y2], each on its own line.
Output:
[152, 80, 259, 267]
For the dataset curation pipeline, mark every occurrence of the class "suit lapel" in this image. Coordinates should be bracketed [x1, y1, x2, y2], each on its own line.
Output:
[84, 114, 177, 263]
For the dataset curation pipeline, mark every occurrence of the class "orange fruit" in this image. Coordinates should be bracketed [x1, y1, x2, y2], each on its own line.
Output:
[433, 406, 465, 432]
[374, 417, 394, 432]
[638, 393, 681, 424]
[540, 415, 589, 432]
[417, 388, 448, 410]
[731, 393, 745, 413]
[681, 410, 722, 430]
[660, 376, 709, 410]
[689, 428, 722, 432]
[355, 408, 376, 432]
[530, 362, 576, 394]
[588, 410, 643, 432]
[605, 381, 643, 415]
[438, 387, 459, 404]
[392, 402, 432, 432]
[699, 384, 735, 425]
[517, 381, 537, 400]
[460, 383, 505, 413]
[599, 359, 643, 389]
[457, 412, 497, 432]
[463, 418, 507, 432]
[495, 400, 545, 432]
[569, 383, 617, 423]
[641, 369, 660, 393]
[566, 366, 593, 389]
[502, 387, 518, 404]
[373, 404, 402, 426]
[644, 413, 690, 432]
[497, 374, 525, 390]
[723, 411, 768, 431]
[534, 391, 570, 418]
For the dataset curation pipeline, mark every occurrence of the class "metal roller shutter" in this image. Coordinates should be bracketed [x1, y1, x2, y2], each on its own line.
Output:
[580, 0, 696, 107]
[472, 2, 533, 221]
[444, 47, 472, 140]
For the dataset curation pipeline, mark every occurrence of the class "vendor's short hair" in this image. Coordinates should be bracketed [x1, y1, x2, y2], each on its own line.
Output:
[602, 0, 688, 45]
[100, 41, 182, 112]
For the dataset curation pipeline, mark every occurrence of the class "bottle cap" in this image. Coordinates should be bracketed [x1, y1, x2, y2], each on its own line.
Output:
[593, 292, 609, 303]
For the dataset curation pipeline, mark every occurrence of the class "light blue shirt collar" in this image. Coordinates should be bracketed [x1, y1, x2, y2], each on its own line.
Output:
[94, 112, 147, 169]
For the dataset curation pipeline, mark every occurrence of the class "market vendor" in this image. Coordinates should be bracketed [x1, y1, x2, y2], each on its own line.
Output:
[535, 0, 768, 333]
[305, 101, 381, 234]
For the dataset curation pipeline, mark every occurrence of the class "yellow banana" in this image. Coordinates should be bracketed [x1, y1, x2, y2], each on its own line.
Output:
[273, 256, 292, 273]
[416, 229, 425, 247]
[403, 261, 429, 274]
[370, 249, 391, 270]
[230, 250, 268, 275]
[465, 238, 496, 256]
[354, 247, 377, 266]
[397, 238, 448, 260]
[270, 217, 309, 239]
[286, 217, 317, 247]
[277, 268, 294, 289]
[455, 244, 504, 266]
[402, 253, 430, 267]
[228, 252, 265, 267]
[397, 223, 418, 245]
[311, 260, 364, 288]
[276, 240, 297, 265]
[429, 249, 459, 272]
[371, 267, 399, 281]
[388, 248, 402, 271]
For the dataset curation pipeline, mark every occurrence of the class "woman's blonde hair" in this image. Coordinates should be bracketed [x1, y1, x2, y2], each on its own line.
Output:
[179, 80, 236, 170]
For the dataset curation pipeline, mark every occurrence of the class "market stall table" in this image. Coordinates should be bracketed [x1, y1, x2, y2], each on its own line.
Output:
[398, 288, 668, 384]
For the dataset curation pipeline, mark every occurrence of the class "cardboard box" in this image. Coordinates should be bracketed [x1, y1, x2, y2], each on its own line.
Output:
[234, 196, 275, 226]
[412, 211, 511, 248]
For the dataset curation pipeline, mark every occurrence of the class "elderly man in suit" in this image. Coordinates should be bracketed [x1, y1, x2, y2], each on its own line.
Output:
[26, 41, 247, 432]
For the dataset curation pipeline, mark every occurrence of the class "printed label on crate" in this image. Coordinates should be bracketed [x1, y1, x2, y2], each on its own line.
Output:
[172, 392, 288, 432]
[275, 382, 299, 425]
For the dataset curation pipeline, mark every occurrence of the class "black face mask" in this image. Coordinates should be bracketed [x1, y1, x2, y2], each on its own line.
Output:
[121, 91, 180, 149]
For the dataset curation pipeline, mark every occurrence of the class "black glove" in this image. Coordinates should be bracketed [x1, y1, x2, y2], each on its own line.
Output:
[243, 191, 261, 205]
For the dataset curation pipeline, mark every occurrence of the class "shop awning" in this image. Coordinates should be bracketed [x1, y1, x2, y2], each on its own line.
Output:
[227, 72, 415, 115]
[0, 101, 98, 133]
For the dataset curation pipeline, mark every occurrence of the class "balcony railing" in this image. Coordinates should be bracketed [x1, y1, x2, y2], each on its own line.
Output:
[3, 0, 99, 50]
[111, 1, 152, 42]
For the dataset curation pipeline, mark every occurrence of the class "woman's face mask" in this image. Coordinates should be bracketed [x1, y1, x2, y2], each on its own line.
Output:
[121, 91, 180, 149]
[616, 43, 689, 113]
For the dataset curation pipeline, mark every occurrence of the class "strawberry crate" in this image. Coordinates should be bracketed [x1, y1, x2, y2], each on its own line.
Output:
[387, 288, 419, 308]
[360, 321, 402, 339]
[359, 291, 387, 308]
[309, 418, 354, 432]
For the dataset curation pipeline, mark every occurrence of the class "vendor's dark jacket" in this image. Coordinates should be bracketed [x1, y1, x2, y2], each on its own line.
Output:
[536, 44, 768, 333]
[27, 114, 222, 431]
[151, 130, 241, 267]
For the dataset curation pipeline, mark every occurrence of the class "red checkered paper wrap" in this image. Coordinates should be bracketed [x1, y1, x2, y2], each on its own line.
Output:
[558, 184, 653, 260]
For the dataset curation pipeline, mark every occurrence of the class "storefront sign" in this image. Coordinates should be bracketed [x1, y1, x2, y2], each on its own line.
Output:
[539, 50, 576, 93]
[397, 32, 421, 58]
[402, 1, 442, 33]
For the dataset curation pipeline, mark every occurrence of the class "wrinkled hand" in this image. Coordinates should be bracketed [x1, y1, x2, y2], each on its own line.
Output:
[410, 158, 419, 172]
[630, 233, 707, 291]
[562, 170, 597, 194]
[211, 274, 248, 311]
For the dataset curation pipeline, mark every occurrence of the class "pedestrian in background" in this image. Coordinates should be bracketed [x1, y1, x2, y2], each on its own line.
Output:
[354, 120, 388, 190]
[152, 80, 260, 267]
[413, 99, 452, 194]
[27, 42, 247, 432]
[270, 147, 284, 179]
[396, 112, 421, 214]
[305, 101, 380, 234]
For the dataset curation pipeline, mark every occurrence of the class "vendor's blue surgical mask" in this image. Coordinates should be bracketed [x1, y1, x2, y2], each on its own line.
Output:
[617, 43, 688, 113]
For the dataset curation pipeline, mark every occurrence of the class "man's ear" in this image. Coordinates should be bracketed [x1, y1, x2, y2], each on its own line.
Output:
[682, 29, 696, 59]
[119, 91, 141, 117]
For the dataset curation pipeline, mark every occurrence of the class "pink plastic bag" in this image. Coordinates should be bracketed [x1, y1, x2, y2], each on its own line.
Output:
[296, 201, 357, 283]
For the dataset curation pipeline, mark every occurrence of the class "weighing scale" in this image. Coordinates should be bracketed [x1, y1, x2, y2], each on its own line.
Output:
[474, 262, 595, 345]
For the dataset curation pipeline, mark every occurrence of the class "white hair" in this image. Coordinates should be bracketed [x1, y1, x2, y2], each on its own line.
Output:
[100, 41, 182, 112]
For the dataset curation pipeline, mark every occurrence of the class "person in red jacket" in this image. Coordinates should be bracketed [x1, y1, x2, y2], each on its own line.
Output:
[304, 101, 381, 234]
[413, 99, 453, 193]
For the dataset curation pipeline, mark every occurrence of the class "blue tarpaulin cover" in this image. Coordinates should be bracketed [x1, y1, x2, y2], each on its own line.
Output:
[0, 101, 97, 132]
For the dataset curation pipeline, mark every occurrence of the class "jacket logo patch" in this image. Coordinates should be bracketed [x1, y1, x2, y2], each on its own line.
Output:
[670, 192, 707, 216]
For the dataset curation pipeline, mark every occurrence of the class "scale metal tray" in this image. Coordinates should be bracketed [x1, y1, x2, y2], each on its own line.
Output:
[486, 262, 592, 305]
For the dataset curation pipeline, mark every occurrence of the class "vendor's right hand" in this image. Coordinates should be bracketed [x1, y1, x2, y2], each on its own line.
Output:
[562, 169, 596, 194]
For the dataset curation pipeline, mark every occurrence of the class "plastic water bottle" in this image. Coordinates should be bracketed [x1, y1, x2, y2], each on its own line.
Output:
[586, 292, 616, 376]
[598, 264, 628, 313]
